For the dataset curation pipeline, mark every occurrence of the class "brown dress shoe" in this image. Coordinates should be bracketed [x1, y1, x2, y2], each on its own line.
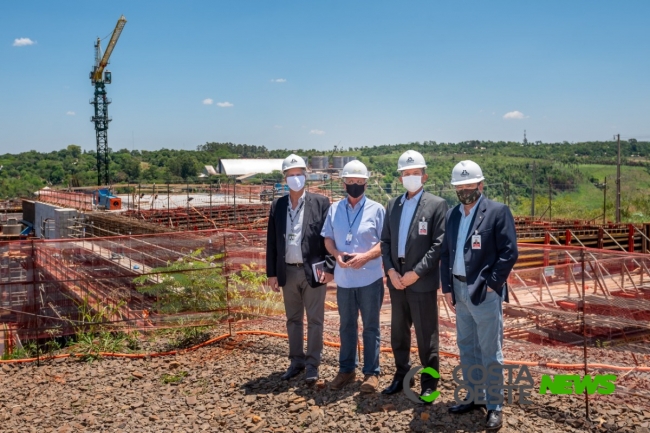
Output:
[360, 374, 379, 393]
[329, 372, 356, 390]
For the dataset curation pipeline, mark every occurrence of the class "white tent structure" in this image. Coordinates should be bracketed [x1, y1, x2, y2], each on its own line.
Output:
[202, 165, 218, 176]
[217, 159, 284, 176]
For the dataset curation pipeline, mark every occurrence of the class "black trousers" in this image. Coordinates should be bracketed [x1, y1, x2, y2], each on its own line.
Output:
[389, 288, 440, 390]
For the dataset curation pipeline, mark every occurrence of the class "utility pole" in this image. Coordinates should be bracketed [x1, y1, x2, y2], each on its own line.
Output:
[615, 134, 621, 223]
[531, 162, 536, 218]
[603, 177, 607, 224]
[186, 179, 190, 231]
[548, 176, 553, 221]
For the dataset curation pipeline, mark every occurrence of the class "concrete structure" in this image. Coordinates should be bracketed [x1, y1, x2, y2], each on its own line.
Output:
[217, 159, 284, 176]
[311, 156, 329, 170]
[332, 156, 345, 169]
[33, 202, 78, 239]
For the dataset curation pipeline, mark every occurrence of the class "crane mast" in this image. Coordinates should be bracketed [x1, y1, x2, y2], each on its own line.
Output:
[90, 15, 127, 186]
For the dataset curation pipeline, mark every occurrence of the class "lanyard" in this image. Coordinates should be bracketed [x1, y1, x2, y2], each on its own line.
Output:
[288, 200, 304, 225]
[345, 199, 365, 233]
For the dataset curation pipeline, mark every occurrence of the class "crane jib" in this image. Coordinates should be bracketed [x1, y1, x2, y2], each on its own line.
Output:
[93, 15, 127, 83]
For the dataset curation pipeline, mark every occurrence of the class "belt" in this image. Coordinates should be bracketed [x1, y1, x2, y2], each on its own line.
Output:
[453, 274, 467, 283]
[398, 257, 406, 265]
[287, 263, 304, 268]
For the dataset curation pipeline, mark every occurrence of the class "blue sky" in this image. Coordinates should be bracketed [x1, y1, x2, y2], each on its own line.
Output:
[1, 1, 649, 153]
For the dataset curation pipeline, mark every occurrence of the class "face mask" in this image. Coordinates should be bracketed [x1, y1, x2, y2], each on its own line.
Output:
[401, 175, 423, 193]
[345, 183, 365, 199]
[286, 175, 305, 192]
[456, 188, 481, 205]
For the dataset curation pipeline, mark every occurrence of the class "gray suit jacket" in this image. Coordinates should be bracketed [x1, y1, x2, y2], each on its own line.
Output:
[381, 191, 448, 293]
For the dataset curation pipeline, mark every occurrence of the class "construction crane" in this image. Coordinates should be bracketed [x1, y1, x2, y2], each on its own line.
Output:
[90, 15, 127, 186]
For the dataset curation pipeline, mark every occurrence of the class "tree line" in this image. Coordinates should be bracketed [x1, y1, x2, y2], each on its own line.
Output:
[0, 140, 647, 201]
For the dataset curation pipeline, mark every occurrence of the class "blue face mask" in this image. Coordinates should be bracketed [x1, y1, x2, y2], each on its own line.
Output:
[286, 175, 305, 192]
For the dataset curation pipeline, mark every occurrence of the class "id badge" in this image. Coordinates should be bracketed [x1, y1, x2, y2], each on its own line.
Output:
[471, 234, 481, 250]
[288, 233, 299, 246]
[418, 220, 428, 235]
[345, 232, 353, 245]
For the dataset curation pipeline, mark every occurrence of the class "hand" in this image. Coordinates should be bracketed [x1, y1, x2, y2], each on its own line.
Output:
[335, 252, 349, 268]
[388, 269, 405, 290]
[400, 271, 419, 287]
[444, 292, 455, 313]
[320, 272, 334, 284]
[267, 277, 280, 292]
[346, 252, 369, 269]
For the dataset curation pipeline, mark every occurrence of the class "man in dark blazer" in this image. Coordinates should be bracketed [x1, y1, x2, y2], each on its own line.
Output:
[380, 150, 448, 402]
[266, 154, 334, 384]
[440, 160, 518, 431]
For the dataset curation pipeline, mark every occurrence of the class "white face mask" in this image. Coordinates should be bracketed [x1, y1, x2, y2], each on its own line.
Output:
[286, 175, 306, 192]
[402, 175, 423, 193]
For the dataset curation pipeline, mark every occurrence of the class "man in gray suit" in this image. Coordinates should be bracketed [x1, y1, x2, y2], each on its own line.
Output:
[380, 150, 448, 402]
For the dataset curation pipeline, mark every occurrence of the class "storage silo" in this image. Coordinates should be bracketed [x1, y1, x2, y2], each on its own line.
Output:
[343, 156, 357, 165]
[311, 156, 329, 170]
[332, 156, 345, 169]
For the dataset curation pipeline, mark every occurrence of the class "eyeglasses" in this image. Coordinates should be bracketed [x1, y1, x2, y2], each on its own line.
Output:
[343, 178, 367, 185]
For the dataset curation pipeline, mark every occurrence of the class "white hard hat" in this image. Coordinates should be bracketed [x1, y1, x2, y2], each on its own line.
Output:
[450, 160, 485, 185]
[341, 160, 369, 179]
[397, 150, 427, 171]
[282, 154, 307, 173]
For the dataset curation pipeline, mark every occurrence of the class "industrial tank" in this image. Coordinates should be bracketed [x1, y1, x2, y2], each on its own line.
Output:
[311, 156, 329, 170]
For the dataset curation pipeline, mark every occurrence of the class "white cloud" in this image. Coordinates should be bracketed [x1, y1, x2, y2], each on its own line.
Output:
[503, 110, 527, 120]
[273, 125, 283, 129]
[309, 129, 325, 135]
[216, 101, 233, 107]
[13, 38, 35, 47]
[271, 78, 286, 83]
[66, 111, 75, 116]
[202, 98, 213, 105]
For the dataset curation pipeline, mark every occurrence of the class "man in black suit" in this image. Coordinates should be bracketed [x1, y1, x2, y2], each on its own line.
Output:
[266, 154, 334, 384]
[440, 160, 518, 431]
[380, 150, 448, 402]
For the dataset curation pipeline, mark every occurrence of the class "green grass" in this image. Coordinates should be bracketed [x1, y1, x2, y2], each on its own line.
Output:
[161, 370, 188, 384]
[515, 164, 650, 222]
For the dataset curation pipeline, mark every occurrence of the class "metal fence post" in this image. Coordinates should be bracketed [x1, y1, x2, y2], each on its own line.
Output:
[580, 248, 590, 420]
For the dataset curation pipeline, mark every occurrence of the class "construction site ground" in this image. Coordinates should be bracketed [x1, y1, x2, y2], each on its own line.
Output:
[0, 323, 648, 433]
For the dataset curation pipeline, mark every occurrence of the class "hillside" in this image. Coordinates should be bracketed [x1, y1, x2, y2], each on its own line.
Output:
[1, 140, 649, 222]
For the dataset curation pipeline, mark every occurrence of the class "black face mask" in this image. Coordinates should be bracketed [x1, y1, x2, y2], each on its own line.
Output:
[345, 183, 365, 199]
[456, 188, 481, 205]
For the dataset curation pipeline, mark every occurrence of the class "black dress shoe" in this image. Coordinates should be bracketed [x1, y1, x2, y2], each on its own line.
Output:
[486, 410, 503, 430]
[448, 402, 486, 414]
[280, 365, 305, 380]
[381, 377, 415, 395]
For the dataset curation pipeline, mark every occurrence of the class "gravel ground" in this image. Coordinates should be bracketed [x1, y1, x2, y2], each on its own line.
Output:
[0, 333, 649, 433]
